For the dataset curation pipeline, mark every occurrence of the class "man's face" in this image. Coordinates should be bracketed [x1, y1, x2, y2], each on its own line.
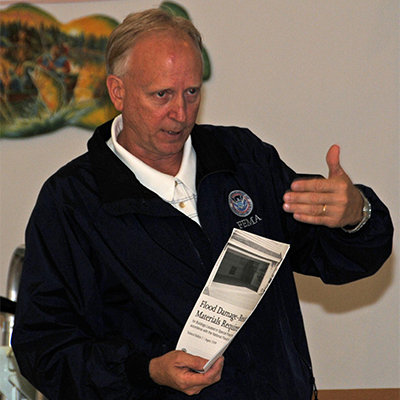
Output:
[107, 31, 203, 173]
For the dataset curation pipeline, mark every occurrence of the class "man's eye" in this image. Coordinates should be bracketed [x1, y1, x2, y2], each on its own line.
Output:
[157, 91, 166, 98]
[188, 88, 198, 95]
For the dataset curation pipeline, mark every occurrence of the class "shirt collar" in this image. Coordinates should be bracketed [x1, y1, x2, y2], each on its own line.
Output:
[107, 115, 197, 201]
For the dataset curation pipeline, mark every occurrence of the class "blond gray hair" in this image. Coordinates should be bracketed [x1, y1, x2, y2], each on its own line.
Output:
[106, 8, 203, 77]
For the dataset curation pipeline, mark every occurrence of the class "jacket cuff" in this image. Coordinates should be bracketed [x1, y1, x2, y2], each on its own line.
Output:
[125, 353, 159, 388]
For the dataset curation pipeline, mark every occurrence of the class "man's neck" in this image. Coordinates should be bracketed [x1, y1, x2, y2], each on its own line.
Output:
[117, 133, 183, 176]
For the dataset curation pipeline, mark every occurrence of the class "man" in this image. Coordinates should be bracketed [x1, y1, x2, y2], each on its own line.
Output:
[12, 8, 393, 400]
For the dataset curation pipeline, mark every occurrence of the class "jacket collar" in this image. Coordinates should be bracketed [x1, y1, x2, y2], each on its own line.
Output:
[191, 124, 236, 187]
[88, 120, 235, 207]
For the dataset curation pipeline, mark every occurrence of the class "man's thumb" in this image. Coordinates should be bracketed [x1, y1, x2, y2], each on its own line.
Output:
[326, 144, 343, 178]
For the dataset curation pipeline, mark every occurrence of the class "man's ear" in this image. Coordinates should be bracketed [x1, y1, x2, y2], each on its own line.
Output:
[107, 75, 125, 111]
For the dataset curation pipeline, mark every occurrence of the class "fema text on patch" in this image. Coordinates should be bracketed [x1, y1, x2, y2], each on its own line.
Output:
[236, 214, 262, 229]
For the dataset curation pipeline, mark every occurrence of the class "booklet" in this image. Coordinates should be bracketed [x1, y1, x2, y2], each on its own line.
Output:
[176, 228, 290, 372]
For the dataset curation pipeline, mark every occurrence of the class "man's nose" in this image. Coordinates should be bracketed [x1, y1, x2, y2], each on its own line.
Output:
[169, 96, 187, 122]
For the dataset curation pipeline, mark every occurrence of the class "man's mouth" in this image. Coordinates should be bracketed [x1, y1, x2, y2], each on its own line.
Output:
[164, 130, 181, 135]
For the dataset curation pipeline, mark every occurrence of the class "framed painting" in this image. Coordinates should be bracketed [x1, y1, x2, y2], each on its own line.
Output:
[2, 1, 108, 4]
[0, 1, 211, 138]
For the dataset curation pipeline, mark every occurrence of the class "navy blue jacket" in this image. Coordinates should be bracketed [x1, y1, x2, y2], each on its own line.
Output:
[12, 121, 393, 400]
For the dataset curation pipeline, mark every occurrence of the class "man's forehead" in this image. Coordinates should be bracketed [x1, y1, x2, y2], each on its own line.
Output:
[125, 32, 203, 80]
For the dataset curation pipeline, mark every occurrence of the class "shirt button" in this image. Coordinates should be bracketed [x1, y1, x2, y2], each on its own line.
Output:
[179, 202, 186, 208]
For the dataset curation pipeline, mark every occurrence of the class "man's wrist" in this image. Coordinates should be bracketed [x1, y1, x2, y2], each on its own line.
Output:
[342, 190, 371, 233]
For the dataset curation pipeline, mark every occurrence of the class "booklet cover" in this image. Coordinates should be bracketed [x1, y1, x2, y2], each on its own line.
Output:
[176, 228, 290, 371]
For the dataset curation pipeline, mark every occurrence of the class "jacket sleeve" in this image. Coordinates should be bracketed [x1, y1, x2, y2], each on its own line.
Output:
[11, 183, 159, 400]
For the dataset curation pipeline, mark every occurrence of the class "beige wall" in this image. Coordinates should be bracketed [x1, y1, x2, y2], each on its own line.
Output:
[1, 0, 398, 391]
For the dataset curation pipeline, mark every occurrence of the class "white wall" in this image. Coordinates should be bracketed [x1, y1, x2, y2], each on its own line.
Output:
[1, 0, 398, 391]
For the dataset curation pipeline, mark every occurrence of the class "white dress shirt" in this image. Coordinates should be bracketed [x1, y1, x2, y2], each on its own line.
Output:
[107, 115, 200, 225]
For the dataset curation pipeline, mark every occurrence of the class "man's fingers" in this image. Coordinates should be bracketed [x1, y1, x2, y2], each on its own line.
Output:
[283, 185, 332, 209]
[177, 352, 208, 371]
[290, 176, 328, 193]
[149, 351, 223, 395]
[175, 356, 224, 395]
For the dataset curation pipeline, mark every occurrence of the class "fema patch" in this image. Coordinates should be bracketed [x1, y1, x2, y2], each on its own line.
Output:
[228, 190, 253, 217]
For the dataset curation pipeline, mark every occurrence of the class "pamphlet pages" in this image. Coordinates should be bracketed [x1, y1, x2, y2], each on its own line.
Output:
[176, 228, 290, 371]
